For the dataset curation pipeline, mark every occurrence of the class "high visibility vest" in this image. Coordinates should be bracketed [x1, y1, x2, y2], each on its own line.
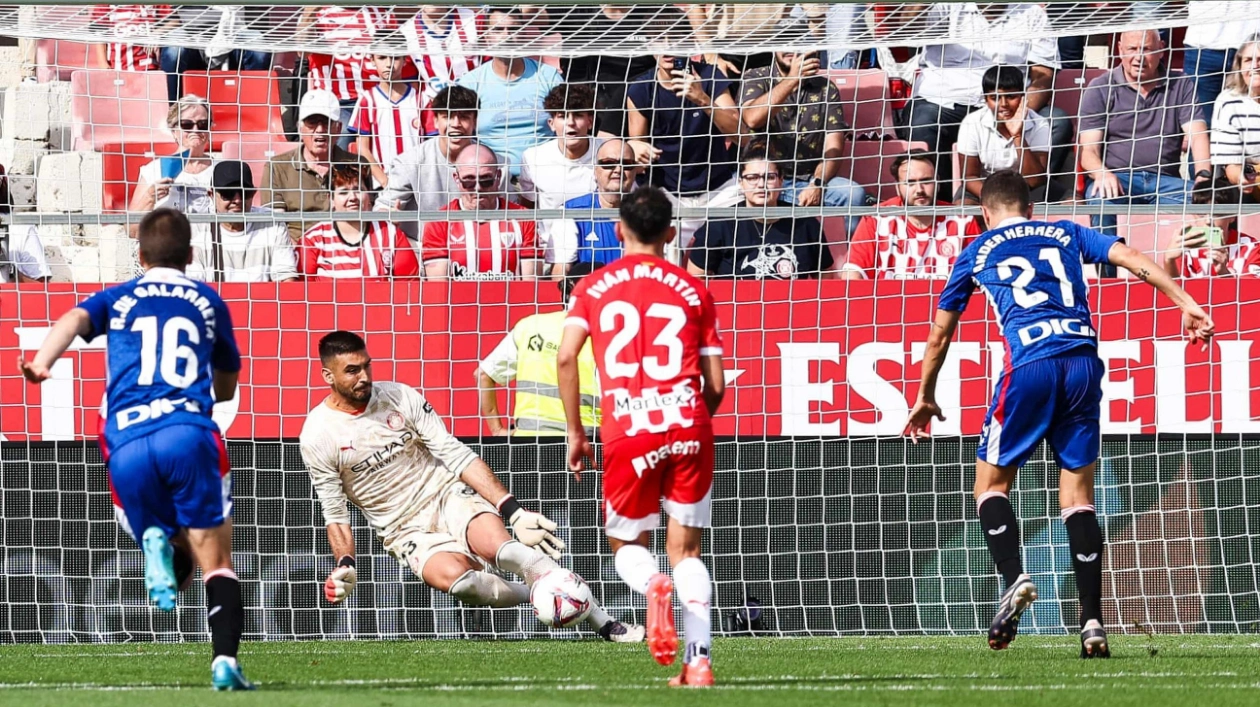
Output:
[511, 311, 601, 436]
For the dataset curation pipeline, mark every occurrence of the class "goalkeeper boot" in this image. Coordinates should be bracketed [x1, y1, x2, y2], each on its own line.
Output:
[598, 620, 646, 643]
[646, 573, 678, 666]
[988, 573, 1037, 651]
[141, 527, 178, 612]
[669, 657, 714, 688]
[211, 656, 256, 691]
[1080, 619, 1111, 659]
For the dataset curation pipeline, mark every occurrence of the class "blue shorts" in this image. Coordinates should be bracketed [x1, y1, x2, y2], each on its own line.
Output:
[978, 354, 1104, 470]
[104, 424, 232, 542]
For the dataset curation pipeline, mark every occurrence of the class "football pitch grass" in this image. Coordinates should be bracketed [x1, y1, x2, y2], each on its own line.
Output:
[2, 635, 1259, 706]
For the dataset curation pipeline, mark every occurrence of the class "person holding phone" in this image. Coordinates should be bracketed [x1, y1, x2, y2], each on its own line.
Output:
[1165, 178, 1257, 277]
[129, 94, 217, 235]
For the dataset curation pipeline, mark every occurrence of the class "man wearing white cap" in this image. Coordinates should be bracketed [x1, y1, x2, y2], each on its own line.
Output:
[258, 89, 367, 242]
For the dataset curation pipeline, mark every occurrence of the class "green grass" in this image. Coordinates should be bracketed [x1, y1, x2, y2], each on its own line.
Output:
[2, 635, 1259, 706]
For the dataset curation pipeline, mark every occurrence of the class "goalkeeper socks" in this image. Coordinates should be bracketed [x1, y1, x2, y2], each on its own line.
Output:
[1064, 505, 1104, 626]
[614, 544, 657, 595]
[495, 540, 559, 585]
[977, 492, 1024, 588]
[449, 570, 531, 608]
[672, 557, 712, 664]
[205, 569, 243, 659]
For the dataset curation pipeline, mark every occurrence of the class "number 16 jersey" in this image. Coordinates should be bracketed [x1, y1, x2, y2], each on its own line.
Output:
[565, 254, 724, 443]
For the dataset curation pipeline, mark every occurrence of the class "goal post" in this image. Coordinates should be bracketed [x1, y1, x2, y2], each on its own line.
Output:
[2, 1, 1260, 644]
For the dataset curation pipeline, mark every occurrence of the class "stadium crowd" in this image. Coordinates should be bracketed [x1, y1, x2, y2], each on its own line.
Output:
[4, 2, 1260, 284]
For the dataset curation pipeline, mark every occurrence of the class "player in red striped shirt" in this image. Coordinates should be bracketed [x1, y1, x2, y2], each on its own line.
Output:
[301, 5, 399, 148]
[421, 144, 541, 281]
[300, 164, 420, 280]
[351, 53, 431, 187]
[90, 4, 172, 72]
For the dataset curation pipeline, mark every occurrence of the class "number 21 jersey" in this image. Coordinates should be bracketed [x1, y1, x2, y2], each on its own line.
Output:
[565, 254, 724, 443]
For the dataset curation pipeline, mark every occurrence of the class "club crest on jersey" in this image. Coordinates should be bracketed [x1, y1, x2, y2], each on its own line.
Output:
[412, 117, 424, 130]
[741, 243, 799, 280]
[386, 411, 405, 430]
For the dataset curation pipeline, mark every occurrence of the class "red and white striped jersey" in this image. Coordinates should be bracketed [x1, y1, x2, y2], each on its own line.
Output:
[421, 199, 540, 280]
[844, 198, 981, 280]
[307, 6, 398, 101]
[349, 84, 432, 170]
[91, 4, 170, 72]
[1182, 230, 1258, 278]
[300, 220, 421, 279]
[402, 8, 485, 102]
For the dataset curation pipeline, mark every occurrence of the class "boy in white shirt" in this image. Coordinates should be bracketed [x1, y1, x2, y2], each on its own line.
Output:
[519, 83, 603, 252]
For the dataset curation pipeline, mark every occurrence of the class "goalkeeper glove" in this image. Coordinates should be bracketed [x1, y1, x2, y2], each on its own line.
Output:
[324, 556, 357, 604]
[499, 496, 565, 560]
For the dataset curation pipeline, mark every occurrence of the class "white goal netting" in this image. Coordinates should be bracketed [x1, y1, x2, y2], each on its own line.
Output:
[2, 1, 1260, 643]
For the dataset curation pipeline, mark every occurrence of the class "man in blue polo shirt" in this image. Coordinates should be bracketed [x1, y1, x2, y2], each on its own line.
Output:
[547, 139, 644, 276]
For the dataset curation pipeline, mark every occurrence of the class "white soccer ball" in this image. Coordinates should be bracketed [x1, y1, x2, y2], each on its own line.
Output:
[530, 570, 593, 629]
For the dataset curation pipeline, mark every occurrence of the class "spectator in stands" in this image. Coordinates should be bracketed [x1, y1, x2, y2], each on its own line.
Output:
[259, 89, 367, 243]
[627, 52, 744, 251]
[1211, 36, 1260, 201]
[402, 4, 486, 103]
[792, 3, 863, 70]
[300, 164, 420, 280]
[957, 65, 1065, 205]
[1080, 29, 1212, 237]
[889, 2, 1070, 187]
[1183, 2, 1260, 125]
[0, 226, 52, 283]
[739, 49, 867, 233]
[520, 83, 602, 251]
[547, 139, 644, 276]
[688, 148, 835, 280]
[843, 150, 980, 280]
[90, 4, 172, 72]
[377, 86, 507, 238]
[300, 5, 399, 150]
[422, 144, 541, 281]
[1165, 178, 1257, 278]
[456, 7, 564, 178]
[159, 5, 270, 102]
[187, 161, 297, 283]
[350, 53, 429, 187]
[129, 95, 216, 232]
[685, 3, 784, 76]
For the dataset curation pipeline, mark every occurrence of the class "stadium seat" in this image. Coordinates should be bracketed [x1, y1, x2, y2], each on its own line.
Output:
[221, 138, 299, 206]
[827, 69, 894, 140]
[1051, 68, 1107, 123]
[70, 70, 171, 151]
[99, 141, 180, 213]
[36, 40, 104, 83]
[179, 71, 287, 151]
[838, 139, 929, 202]
[1118, 214, 1192, 272]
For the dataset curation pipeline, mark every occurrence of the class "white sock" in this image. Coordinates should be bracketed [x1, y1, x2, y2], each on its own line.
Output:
[494, 540, 560, 585]
[673, 557, 712, 664]
[585, 597, 614, 631]
[614, 544, 657, 595]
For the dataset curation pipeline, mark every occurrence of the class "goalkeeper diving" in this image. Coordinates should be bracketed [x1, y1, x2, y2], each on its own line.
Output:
[299, 330, 643, 641]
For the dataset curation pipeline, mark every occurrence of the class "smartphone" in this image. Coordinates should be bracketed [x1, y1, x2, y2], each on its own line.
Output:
[1203, 226, 1225, 248]
[672, 57, 688, 72]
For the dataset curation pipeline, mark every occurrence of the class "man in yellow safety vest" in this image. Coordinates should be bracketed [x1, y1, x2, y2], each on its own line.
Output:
[477, 262, 602, 436]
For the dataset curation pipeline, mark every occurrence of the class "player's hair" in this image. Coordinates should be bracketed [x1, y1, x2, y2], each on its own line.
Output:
[618, 186, 674, 244]
[430, 85, 479, 114]
[318, 331, 368, 364]
[1191, 177, 1242, 207]
[889, 149, 935, 181]
[559, 261, 605, 300]
[544, 83, 596, 116]
[137, 208, 193, 270]
[982, 65, 1026, 95]
[980, 170, 1032, 214]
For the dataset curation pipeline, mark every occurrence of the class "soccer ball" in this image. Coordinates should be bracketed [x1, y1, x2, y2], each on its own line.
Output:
[530, 570, 593, 629]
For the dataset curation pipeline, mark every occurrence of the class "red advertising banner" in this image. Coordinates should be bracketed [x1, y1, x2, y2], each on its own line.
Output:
[2, 280, 1258, 440]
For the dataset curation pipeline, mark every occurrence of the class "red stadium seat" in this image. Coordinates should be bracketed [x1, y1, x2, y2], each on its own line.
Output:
[827, 69, 895, 140]
[837, 139, 929, 202]
[1051, 68, 1107, 122]
[99, 141, 180, 213]
[70, 70, 170, 151]
[1118, 214, 1193, 271]
[221, 138, 300, 207]
[36, 40, 105, 83]
[179, 71, 287, 152]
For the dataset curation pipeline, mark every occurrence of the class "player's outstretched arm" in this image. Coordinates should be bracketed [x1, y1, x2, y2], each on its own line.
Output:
[905, 308, 962, 441]
[17, 307, 93, 384]
[1107, 242, 1216, 343]
[557, 324, 593, 479]
[323, 522, 358, 604]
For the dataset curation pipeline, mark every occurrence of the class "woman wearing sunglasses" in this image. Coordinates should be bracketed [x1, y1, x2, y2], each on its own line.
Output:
[129, 94, 217, 228]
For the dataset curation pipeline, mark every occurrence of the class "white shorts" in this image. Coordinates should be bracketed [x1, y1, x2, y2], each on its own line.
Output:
[382, 482, 497, 581]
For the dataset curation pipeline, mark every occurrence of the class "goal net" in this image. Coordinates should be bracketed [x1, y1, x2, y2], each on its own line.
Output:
[1, 1, 1259, 643]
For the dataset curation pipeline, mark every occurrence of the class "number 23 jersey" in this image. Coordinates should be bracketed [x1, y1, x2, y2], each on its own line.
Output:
[565, 254, 724, 443]
[938, 218, 1119, 370]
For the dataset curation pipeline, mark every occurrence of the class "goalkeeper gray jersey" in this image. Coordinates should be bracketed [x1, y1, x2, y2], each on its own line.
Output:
[299, 382, 478, 537]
